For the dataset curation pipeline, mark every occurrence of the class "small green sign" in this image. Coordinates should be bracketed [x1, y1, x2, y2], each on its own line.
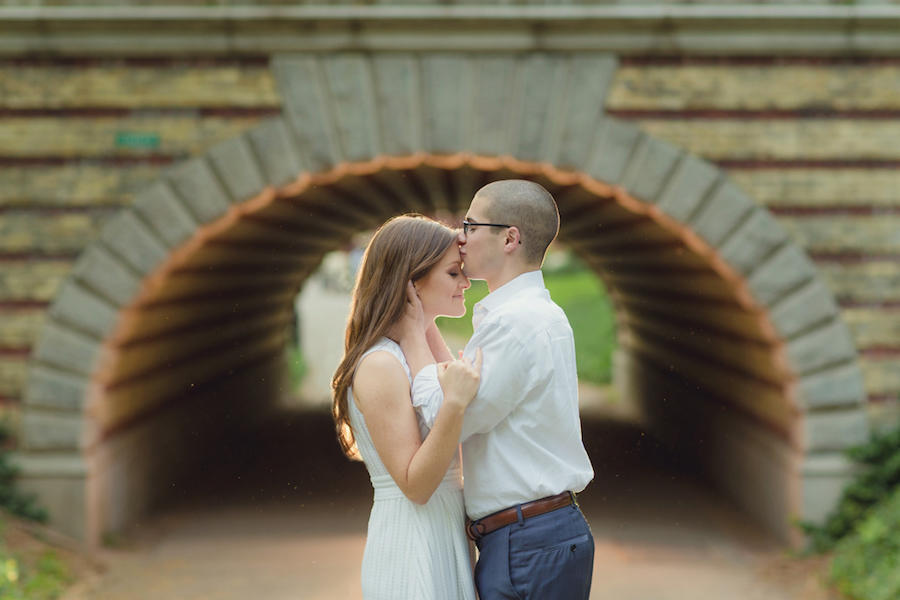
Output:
[115, 131, 161, 149]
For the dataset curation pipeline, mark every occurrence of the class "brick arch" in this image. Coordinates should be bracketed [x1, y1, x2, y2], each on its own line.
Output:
[20, 52, 867, 545]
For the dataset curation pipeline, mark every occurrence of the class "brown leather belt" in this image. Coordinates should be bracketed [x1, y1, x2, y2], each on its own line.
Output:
[465, 492, 576, 541]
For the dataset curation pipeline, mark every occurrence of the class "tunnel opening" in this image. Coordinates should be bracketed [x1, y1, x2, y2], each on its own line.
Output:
[74, 153, 800, 545]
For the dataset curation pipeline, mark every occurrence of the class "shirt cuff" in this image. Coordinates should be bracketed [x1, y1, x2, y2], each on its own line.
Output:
[411, 363, 443, 428]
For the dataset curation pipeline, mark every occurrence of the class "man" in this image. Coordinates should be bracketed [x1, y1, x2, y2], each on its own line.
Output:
[404, 179, 595, 599]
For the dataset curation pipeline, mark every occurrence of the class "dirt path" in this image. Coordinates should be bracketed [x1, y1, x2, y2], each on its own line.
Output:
[63, 412, 839, 600]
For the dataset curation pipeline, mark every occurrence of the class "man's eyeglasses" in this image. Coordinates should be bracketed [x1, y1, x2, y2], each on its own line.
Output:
[462, 220, 513, 237]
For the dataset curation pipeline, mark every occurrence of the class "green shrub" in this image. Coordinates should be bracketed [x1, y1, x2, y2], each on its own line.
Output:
[830, 485, 900, 600]
[802, 426, 900, 552]
[0, 427, 46, 523]
[0, 548, 70, 600]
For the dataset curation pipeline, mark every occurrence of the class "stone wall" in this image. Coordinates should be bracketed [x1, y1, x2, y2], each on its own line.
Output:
[2, 54, 897, 433]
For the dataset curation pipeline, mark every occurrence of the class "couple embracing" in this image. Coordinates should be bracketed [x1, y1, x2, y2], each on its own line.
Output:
[332, 180, 595, 599]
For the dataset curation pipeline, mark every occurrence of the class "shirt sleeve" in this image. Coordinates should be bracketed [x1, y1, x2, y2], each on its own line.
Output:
[411, 363, 442, 428]
[457, 317, 537, 442]
[411, 313, 548, 442]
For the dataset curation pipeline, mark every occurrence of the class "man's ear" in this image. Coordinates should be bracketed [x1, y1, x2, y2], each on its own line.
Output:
[504, 226, 522, 253]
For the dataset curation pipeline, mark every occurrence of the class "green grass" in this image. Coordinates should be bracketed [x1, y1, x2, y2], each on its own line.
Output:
[436, 266, 617, 384]
[0, 518, 71, 600]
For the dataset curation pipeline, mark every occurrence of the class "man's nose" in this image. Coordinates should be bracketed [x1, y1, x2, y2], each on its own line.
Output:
[457, 230, 467, 244]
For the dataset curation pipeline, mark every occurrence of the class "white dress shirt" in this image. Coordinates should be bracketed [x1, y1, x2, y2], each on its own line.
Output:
[412, 270, 594, 520]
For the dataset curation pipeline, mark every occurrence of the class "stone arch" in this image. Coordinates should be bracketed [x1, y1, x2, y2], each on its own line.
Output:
[19, 52, 868, 545]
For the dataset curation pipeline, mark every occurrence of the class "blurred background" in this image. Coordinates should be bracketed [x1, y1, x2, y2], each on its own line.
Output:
[0, 1, 898, 599]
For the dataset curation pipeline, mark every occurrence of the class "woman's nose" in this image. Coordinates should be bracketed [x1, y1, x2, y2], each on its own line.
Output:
[461, 277, 471, 290]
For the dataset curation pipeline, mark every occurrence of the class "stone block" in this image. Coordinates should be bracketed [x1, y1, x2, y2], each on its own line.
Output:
[636, 118, 900, 162]
[12, 461, 87, 542]
[655, 153, 720, 223]
[24, 365, 88, 411]
[786, 320, 858, 375]
[131, 180, 198, 249]
[795, 363, 866, 411]
[371, 54, 421, 156]
[801, 409, 869, 452]
[165, 157, 232, 225]
[608, 64, 900, 112]
[842, 307, 900, 348]
[321, 54, 380, 162]
[817, 259, 900, 305]
[421, 54, 469, 154]
[768, 278, 840, 341]
[207, 135, 267, 203]
[98, 211, 168, 276]
[0, 63, 279, 109]
[801, 451, 859, 524]
[584, 116, 642, 185]
[270, 55, 340, 172]
[0, 308, 44, 348]
[467, 55, 517, 158]
[21, 409, 89, 451]
[0, 358, 27, 398]
[689, 179, 756, 248]
[71, 245, 141, 307]
[717, 208, 790, 276]
[746, 244, 817, 306]
[619, 136, 683, 204]
[0, 164, 160, 207]
[860, 356, 900, 398]
[778, 214, 900, 254]
[554, 54, 619, 170]
[48, 280, 119, 340]
[511, 54, 563, 163]
[0, 259, 70, 303]
[0, 210, 108, 254]
[0, 115, 261, 159]
[731, 169, 900, 209]
[32, 321, 102, 376]
[246, 117, 306, 187]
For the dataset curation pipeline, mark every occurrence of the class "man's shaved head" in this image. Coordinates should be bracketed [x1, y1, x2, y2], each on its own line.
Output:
[474, 179, 560, 265]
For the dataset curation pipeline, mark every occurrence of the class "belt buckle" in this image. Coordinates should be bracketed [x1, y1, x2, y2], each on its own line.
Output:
[466, 519, 486, 541]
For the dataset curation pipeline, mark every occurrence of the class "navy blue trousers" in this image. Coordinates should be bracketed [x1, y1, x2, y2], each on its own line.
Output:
[473, 502, 594, 599]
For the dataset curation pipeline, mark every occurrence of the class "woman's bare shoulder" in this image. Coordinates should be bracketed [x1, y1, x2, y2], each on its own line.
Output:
[353, 350, 410, 408]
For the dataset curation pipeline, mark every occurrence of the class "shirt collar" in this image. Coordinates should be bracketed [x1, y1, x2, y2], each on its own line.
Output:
[472, 270, 545, 329]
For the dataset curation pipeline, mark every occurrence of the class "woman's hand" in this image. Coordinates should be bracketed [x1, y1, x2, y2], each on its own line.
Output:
[437, 348, 483, 411]
[397, 281, 435, 376]
[397, 281, 426, 344]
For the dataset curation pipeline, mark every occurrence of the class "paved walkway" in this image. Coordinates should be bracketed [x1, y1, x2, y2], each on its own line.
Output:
[64, 412, 838, 600]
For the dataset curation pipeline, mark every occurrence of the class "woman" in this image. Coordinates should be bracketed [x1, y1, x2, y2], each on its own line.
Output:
[332, 214, 480, 600]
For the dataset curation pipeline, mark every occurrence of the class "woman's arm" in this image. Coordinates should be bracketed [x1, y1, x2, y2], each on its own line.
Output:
[425, 322, 454, 363]
[353, 349, 481, 504]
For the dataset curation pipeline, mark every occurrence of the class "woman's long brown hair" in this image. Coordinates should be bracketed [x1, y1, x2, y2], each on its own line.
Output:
[331, 214, 458, 459]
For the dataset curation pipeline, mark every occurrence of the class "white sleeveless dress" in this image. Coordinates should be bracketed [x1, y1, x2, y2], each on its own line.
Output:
[349, 337, 476, 600]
